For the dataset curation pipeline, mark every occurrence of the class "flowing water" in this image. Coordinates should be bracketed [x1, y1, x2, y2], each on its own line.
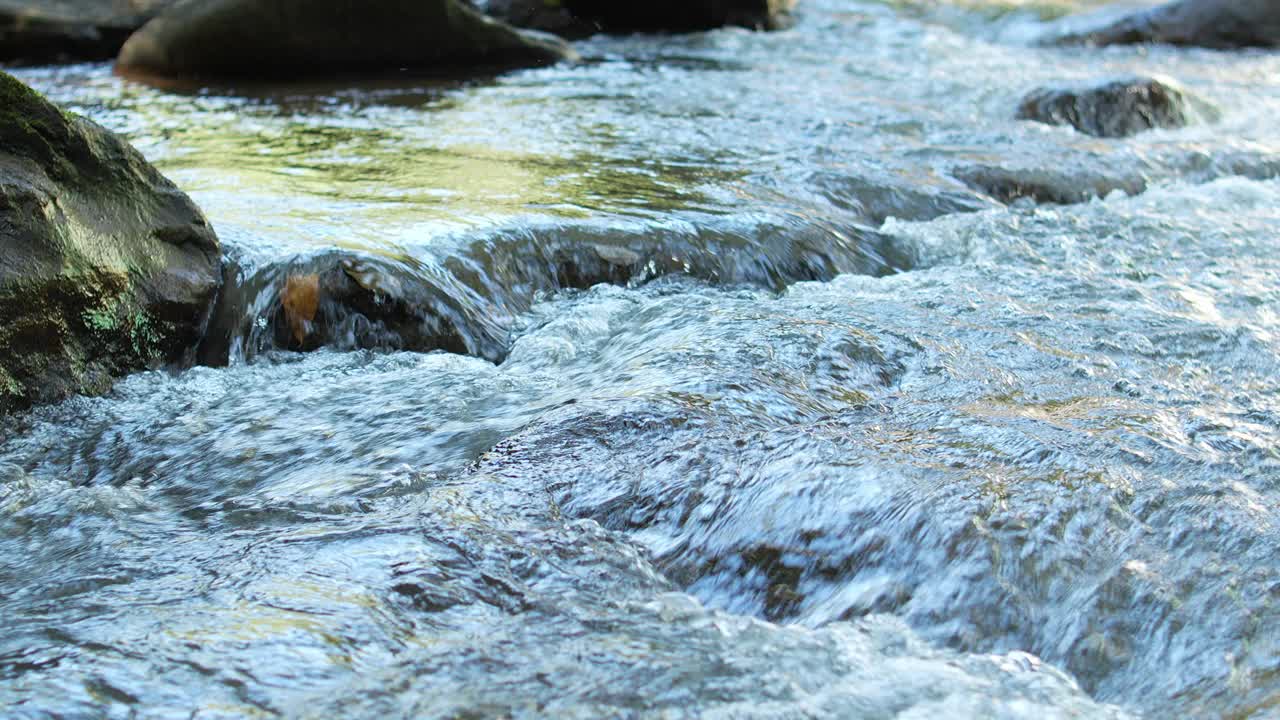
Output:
[3, 0, 1280, 717]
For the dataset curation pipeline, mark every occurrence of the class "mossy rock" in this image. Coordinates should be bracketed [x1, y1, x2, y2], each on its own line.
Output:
[0, 71, 221, 415]
[115, 0, 577, 82]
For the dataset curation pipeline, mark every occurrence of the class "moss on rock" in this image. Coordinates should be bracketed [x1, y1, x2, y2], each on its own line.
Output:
[0, 72, 222, 415]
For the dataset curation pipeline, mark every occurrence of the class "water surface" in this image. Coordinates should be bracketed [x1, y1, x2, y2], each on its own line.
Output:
[3, 0, 1280, 717]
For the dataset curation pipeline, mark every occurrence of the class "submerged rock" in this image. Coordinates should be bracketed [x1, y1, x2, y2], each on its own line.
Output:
[199, 218, 907, 364]
[115, 0, 577, 82]
[806, 169, 996, 223]
[244, 254, 478, 360]
[1053, 0, 1280, 49]
[1017, 76, 1218, 139]
[954, 164, 1148, 206]
[0, 0, 174, 63]
[0, 72, 220, 414]
[556, 0, 798, 33]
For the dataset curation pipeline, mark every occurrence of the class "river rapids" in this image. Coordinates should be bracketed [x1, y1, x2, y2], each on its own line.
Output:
[2, 0, 1279, 717]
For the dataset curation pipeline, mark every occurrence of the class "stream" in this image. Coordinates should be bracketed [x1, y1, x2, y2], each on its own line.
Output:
[3, 0, 1280, 717]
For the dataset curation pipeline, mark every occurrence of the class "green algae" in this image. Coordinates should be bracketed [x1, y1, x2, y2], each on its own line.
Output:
[0, 366, 20, 398]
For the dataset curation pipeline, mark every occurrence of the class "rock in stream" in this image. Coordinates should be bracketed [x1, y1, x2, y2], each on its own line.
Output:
[0, 71, 221, 414]
[115, 0, 577, 82]
[1052, 0, 1280, 49]
[197, 217, 909, 364]
[0, 0, 175, 63]
[1017, 76, 1218, 139]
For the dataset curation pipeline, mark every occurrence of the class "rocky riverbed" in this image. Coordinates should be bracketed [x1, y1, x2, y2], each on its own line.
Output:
[2, 0, 1279, 717]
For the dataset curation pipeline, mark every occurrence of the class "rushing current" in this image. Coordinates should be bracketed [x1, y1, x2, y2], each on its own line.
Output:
[3, 0, 1280, 717]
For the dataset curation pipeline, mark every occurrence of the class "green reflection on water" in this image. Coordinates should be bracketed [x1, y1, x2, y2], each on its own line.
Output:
[97, 80, 746, 254]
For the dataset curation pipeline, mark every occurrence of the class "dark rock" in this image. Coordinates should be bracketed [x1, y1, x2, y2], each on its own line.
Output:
[0, 0, 175, 63]
[115, 0, 577, 82]
[955, 165, 1148, 206]
[197, 251, 515, 365]
[470, 0, 599, 39]
[0, 71, 221, 414]
[199, 218, 907, 364]
[556, 0, 798, 34]
[1053, 0, 1280, 49]
[1017, 76, 1218, 139]
[806, 169, 996, 224]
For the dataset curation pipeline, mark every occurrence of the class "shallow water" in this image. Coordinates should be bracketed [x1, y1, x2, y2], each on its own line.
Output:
[3, 0, 1280, 717]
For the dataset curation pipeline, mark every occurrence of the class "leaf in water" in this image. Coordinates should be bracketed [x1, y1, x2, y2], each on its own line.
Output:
[282, 274, 320, 345]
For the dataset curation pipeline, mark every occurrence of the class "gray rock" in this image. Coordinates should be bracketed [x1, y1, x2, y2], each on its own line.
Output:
[0, 71, 221, 414]
[1017, 76, 1218, 138]
[0, 0, 175, 63]
[1054, 0, 1280, 49]
[116, 0, 578, 81]
[955, 164, 1149, 205]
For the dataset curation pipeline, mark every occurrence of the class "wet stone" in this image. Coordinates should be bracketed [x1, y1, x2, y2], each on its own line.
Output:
[953, 164, 1148, 206]
[805, 169, 997, 224]
[0, 72, 220, 414]
[1051, 0, 1280, 49]
[198, 217, 909, 364]
[115, 0, 576, 82]
[1016, 76, 1218, 139]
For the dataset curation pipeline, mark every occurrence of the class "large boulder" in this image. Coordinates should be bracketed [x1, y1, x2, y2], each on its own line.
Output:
[1016, 76, 1218, 138]
[1053, 0, 1280, 49]
[545, 0, 797, 34]
[115, 0, 577, 81]
[0, 72, 221, 414]
[0, 0, 174, 63]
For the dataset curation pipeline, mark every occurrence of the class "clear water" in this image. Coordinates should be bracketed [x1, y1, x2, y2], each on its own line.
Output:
[3, 0, 1280, 717]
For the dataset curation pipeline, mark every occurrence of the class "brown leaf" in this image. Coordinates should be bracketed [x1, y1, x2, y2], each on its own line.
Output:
[282, 274, 320, 345]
